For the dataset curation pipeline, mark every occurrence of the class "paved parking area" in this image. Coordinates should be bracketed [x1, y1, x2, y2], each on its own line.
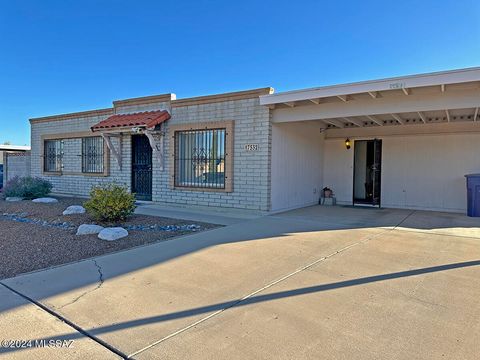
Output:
[1, 206, 479, 359]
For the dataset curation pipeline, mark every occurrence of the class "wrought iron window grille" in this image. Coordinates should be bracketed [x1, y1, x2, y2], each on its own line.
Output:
[174, 128, 226, 189]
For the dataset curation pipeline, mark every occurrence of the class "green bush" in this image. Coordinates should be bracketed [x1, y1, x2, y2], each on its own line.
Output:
[3, 176, 53, 199]
[84, 183, 136, 223]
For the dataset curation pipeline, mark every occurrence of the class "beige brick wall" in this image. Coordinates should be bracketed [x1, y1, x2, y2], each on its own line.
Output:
[31, 113, 131, 196]
[30, 96, 271, 211]
[159, 98, 271, 211]
[3, 151, 31, 185]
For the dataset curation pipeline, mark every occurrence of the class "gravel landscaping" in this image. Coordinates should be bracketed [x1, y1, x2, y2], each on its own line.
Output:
[0, 196, 220, 279]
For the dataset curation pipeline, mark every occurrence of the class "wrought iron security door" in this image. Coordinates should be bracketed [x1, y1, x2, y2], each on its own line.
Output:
[353, 139, 382, 207]
[371, 139, 382, 206]
[132, 135, 153, 201]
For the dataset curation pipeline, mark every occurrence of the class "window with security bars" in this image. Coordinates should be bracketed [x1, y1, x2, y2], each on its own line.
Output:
[174, 128, 226, 189]
[82, 137, 104, 173]
[44, 140, 63, 172]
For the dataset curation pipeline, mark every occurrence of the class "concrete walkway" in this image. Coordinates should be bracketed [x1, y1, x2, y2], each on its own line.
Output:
[1, 206, 480, 359]
[134, 202, 262, 225]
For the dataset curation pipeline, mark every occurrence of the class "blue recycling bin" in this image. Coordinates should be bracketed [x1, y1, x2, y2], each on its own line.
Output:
[465, 174, 480, 217]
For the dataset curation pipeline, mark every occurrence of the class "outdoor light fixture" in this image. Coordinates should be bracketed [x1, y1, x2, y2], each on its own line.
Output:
[345, 138, 351, 149]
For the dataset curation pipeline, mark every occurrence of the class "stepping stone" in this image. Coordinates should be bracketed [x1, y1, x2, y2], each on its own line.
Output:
[98, 227, 128, 241]
[63, 205, 86, 215]
[5, 197, 23, 202]
[32, 197, 58, 204]
[76, 224, 104, 236]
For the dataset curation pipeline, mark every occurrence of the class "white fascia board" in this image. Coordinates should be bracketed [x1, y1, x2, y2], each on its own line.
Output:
[271, 89, 480, 123]
[0, 145, 31, 151]
[260, 67, 480, 105]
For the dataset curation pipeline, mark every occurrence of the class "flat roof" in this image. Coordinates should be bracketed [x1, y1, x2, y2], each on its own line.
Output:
[0, 145, 30, 151]
[260, 67, 480, 105]
[30, 88, 273, 123]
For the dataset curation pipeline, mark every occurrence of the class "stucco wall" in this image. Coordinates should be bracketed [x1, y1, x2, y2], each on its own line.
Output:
[270, 122, 324, 212]
[323, 133, 480, 212]
[381, 134, 480, 212]
[323, 139, 354, 204]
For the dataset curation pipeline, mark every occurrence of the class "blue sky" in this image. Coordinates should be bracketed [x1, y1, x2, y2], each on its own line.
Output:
[0, 0, 479, 145]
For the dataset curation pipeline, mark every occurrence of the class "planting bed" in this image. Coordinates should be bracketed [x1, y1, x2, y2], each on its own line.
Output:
[0, 197, 219, 279]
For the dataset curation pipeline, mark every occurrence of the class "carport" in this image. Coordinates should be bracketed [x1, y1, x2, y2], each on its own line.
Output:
[261, 67, 480, 213]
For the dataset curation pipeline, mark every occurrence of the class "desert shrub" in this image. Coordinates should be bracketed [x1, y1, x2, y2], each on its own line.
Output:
[84, 183, 136, 222]
[3, 176, 53, 199]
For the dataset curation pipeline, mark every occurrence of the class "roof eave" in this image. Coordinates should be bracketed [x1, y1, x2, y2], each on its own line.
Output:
[260, 67, 480, 105]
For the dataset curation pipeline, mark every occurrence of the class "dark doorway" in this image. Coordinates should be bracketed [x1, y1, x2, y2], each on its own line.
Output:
[132, 135, 152, 201]
[353, 139, 382, 206]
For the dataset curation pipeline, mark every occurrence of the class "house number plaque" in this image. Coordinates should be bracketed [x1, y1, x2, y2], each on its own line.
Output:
[244, 144, 259, 151]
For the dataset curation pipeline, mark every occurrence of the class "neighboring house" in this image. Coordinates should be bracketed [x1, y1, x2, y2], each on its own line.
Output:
[30, 67, 480, 213]
[1, 145, 31, 188]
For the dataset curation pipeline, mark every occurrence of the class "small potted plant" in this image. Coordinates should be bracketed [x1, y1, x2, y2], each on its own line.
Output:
[323, 187, 333, 198]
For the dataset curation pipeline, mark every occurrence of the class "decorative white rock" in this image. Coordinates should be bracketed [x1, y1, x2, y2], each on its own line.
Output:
[63, 205, 86, 215]
[32, 197, 58, 204]
[76, 224, 104, 236]
[98, 227, 128, 241]
[5, 197, 23, 202]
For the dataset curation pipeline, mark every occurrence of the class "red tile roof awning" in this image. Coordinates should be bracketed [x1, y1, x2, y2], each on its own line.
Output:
[91, 110, 171, 132]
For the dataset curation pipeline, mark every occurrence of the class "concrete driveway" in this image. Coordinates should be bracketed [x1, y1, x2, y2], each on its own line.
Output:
[1, 206, 479, 359]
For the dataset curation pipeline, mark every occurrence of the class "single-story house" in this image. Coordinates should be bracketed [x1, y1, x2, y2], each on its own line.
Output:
[29, 67, 480, 213]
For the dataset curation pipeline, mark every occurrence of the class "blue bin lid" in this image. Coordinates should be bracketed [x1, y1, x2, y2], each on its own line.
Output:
[465, 174, 480, 178]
